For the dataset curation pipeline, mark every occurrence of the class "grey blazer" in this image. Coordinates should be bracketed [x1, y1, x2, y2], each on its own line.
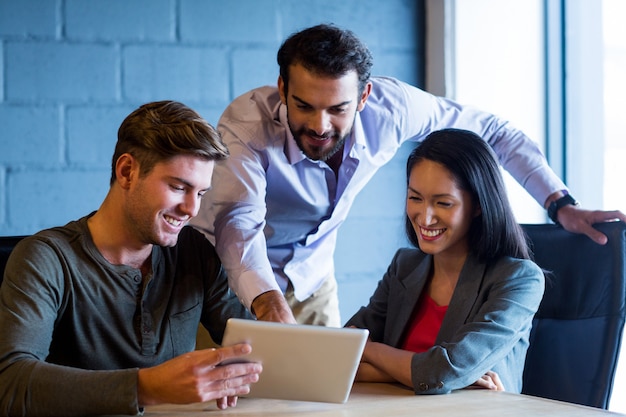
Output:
[346, 248, 544, 394]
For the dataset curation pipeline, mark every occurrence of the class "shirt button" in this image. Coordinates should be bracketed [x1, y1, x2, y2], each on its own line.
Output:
[134, 275, 141, 283]
[436, 381, 444, 389]
[417, 382, 429, 392]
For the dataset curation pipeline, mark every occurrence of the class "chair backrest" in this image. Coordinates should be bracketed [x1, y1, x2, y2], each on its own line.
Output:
[521, 221, 626, 409]
[0, 236, 28, 285]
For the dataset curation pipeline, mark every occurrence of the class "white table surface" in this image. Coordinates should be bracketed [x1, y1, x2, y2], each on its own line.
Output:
[139, 382, 626, 417]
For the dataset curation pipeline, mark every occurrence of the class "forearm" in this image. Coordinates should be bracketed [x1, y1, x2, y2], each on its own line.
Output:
[442, 100, 566, 205]
[208, 136, 279, 310]
[251, 290, 296, 324]
[0, 359, 139, 417]
[211, 205, 281, 311]
[487, 126, 566, 206]
[355, 362, 395, 383]
[361, 341, 414, 388]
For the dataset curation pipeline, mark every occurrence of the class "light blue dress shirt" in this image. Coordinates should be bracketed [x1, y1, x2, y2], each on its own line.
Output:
[191, 76, 565, 308]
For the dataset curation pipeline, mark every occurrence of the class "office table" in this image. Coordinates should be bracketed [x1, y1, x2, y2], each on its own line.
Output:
[140, 382, 626, 416]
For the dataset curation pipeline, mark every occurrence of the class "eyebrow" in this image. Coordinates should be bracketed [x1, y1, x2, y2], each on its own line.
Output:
[292, 95, 352, 108]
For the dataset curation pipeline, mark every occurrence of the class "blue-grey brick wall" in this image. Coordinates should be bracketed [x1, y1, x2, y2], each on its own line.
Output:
[0, 0, 423, 320]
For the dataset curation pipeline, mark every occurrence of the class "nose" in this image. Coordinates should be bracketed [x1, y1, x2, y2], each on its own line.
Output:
[308, 111, 331, 136]
[181, 194, 201, 218]
[422, 205, 437, 225]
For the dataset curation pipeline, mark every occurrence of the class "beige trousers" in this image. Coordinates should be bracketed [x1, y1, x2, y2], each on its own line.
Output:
[284, 275, 341, 327]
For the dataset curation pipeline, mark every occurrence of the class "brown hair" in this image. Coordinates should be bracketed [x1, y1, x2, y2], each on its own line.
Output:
[111, 100, 228, 184]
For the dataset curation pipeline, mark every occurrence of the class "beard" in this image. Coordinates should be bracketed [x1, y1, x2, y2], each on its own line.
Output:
[287, 113, 355, 162]
[292, 127, 347, 161]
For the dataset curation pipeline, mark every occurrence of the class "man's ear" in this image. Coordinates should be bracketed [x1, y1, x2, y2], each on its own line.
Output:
[278, 75, 287, 105]
[357, 81, 373, 112]
[115, 153, 136, 190]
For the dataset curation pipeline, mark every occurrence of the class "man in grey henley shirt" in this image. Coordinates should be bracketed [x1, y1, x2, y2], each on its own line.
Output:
[0, 101, 262, 416]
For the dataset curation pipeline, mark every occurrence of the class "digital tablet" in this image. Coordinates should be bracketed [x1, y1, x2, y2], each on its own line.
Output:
[221, 318, 369, 403]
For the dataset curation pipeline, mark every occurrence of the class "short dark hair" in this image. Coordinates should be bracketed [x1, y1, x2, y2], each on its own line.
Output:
[405, 128, 531, 262]
[111, 101, 228, 185]
[277, 24, 373, 94]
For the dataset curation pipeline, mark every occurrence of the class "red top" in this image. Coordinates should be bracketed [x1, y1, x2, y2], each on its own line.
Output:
[401, 294, 448, 353]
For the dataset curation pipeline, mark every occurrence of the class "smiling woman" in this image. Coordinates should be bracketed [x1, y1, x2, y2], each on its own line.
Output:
[345, 128, 544, 396]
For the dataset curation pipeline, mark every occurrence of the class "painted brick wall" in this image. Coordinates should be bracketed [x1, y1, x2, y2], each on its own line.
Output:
[0, 0, 423, 320]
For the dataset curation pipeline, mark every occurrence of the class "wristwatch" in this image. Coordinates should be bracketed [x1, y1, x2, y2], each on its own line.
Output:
[547, 193, 579, 225]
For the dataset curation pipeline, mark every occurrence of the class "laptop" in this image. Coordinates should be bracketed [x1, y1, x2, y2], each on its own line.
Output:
[220, 318, 369, 404]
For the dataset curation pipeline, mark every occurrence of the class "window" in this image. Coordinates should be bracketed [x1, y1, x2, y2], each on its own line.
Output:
[601, 0, 626, 211]
[452, 0, 546, 223]
[427, 0, 626, 411]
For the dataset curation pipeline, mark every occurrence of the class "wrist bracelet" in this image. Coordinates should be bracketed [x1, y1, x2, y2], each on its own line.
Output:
[547, 193, 579, 225]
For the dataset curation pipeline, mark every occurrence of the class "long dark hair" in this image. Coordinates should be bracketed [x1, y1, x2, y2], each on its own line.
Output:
[405, 129, 531, 262]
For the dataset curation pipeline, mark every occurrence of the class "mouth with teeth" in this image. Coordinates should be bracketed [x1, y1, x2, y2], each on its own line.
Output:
[420, 227, 445, 240]
[164, 215, 185, 228]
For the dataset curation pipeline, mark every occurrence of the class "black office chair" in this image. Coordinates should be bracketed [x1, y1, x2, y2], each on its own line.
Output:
[521, 221, 626, 409]
[0, 235, 28, 285]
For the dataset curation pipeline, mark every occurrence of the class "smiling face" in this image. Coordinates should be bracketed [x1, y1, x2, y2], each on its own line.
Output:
[122, 154, 214, 247]
[278, 64, 370, 161]
[406, 159, 478, 259]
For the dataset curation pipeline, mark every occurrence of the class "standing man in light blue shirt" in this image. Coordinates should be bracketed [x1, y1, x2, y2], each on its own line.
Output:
[191, 24, 625, 327]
